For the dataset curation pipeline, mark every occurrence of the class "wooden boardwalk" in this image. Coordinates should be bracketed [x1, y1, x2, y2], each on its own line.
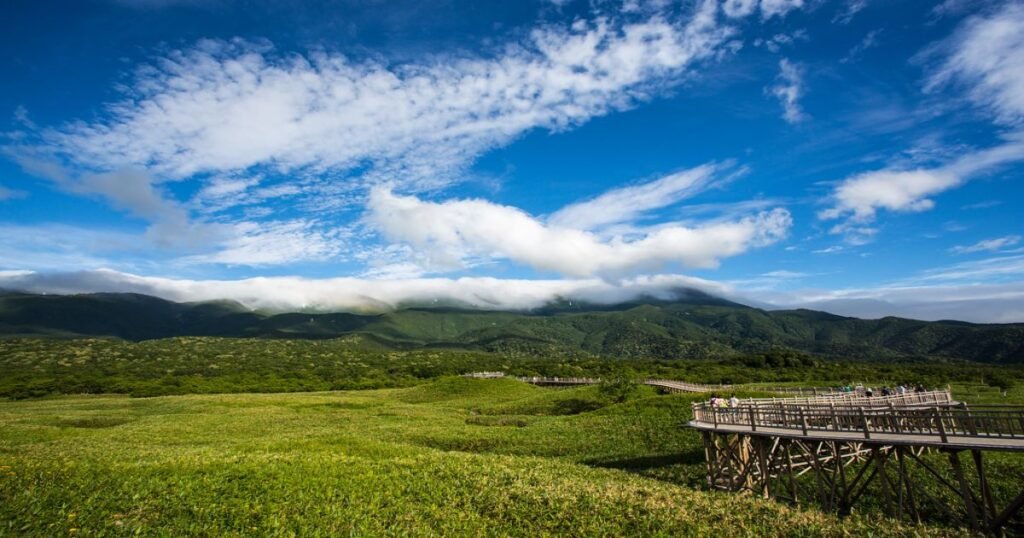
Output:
[465, 372, 1024, 532]
[689, 393, 1024, 534]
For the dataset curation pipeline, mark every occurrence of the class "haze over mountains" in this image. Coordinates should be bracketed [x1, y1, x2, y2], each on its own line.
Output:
[2, 290, 1021, 364]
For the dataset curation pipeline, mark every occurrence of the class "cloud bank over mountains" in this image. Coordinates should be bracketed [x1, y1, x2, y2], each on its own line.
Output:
[3, 267, 1022, 323]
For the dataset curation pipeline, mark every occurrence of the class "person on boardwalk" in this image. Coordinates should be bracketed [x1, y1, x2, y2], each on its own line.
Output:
[728, 394, 739, 408]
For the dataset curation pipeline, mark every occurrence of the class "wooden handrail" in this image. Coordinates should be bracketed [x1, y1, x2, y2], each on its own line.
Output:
[691, 395, 1024, 442]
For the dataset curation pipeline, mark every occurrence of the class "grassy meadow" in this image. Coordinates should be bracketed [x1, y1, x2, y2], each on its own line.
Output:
[4, 376, 1021, 536]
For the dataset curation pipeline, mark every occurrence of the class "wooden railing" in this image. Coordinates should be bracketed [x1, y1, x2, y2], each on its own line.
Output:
[691, 399, 1024, 442]
[735, 390, 954, 409]
[643, 379, 730, 393]
[462, 371, 506, 378]
[464, 374, 944, 404]
[741, 385, 840, 396]
[515, 376, 601, 385]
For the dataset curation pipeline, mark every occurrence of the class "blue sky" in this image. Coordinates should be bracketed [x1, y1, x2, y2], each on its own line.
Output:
[1, 0, 1023, 321]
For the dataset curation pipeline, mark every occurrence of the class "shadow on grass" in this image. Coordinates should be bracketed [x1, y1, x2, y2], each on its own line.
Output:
[582, 448, 707, 487]
[586, 449, 704, 471]
[552, 398, 606, 415]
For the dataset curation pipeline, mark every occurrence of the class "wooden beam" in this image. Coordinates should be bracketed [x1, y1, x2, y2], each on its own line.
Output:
[949, 450, 979, 532]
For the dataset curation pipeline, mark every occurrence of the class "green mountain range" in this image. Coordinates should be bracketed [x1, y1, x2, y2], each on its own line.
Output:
[1, 290, 1022, 363]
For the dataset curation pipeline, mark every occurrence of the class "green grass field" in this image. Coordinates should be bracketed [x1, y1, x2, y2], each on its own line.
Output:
[4, 377, 1008, 536]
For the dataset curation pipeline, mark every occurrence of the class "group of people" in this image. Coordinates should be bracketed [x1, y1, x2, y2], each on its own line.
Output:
[837, 383, 928, 397]
[707, 383, 932, 407]
[708, 394, 740, 408]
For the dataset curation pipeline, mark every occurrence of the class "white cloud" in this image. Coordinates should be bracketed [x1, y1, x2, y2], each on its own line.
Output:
[819, 137, 1024, 228]
[546, 162, 729, 231]
[722, 0, 804, 19]
[926, 2, 1024, 125]
[821, 169, 958, 221]
[762, 270, 809, 278]
[758, 0, 805, 19]
[32, 3, 734, 196]
[0, 269, 732, 313]
[753, 30, 809, 53]
[812, 245, 844, 254]
[767, 59, 808, 124]
[365, 188, 791, 278]
[949, 235, 1021, 254]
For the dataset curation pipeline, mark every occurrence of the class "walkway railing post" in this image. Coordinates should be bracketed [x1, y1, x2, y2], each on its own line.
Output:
[935, 407, 949, 443]
[859, 407, 870, 439]
[749, 406, 757, 432]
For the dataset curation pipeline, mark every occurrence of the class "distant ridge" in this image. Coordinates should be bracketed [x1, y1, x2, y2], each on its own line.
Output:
[1, 290, 1022, 363]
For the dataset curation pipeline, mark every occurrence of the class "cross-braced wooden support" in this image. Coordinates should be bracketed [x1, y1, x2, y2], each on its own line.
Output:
[700, 431, 1024, 534]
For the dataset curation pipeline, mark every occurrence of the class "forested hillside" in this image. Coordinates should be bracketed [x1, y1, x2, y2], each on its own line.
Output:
[1, 291, 1022, 363]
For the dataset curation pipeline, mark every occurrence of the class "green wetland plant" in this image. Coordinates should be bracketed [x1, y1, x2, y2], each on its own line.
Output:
[0, 379, 989, 536]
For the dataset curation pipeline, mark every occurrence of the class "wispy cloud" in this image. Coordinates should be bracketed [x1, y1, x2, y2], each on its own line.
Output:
[752, 30, 808, 53]
[912, 254, 1024, 283]
[10, 161, 222, 251]
[179, 220, 347, 266]
[0, 185, 28, 201]
[841, 29, 883, 64]
[547, 162, 734, 231]
[833, 0, 869, 24]
[820, 3, 1024, 244]
[757, 281, 1024, 323]
[949, 235, 1021, 254]
[812, 245, 844, 254]
[961, 200, 1001, 210]
[925, 2, 1024, 125]
[22, 4, 735, 197]
[767, 59, 808, 124]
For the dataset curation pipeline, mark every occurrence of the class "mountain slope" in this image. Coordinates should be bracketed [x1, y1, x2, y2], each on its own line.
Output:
[1, 291, 1022, 363]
